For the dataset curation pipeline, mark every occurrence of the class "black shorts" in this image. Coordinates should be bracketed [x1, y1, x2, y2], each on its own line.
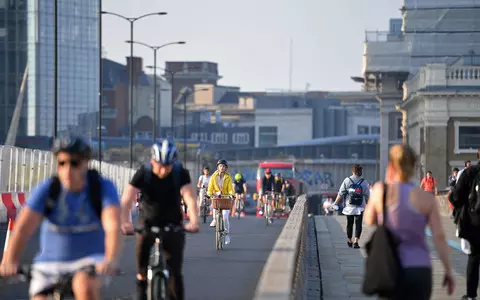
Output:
[235, 189, 244, 195]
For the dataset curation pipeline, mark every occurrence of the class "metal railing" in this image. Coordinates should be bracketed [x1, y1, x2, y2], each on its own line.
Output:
[0, 145, 135, 196]
[253, 195, 308, 300]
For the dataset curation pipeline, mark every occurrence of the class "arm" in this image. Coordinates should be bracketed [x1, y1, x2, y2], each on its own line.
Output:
[420, 178, 425, 188]
[428, 196, 452, 274]
[102, 181, 123, 265]
[243, 183, 247, 193]
[120, 184, 140, 224]
[333, 179, 347, 206]
[434, 178, 438, 195]
[2, 207, 43, 264]
[197, 176, 202, 188]
[207, 174, 215, 196]
[181, 183, 199, 225]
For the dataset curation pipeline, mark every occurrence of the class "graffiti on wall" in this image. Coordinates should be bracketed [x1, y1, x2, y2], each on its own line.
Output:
[230, 168, 335, 188]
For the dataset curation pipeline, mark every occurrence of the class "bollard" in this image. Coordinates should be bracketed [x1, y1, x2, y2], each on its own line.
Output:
[3, 218, 14, 253]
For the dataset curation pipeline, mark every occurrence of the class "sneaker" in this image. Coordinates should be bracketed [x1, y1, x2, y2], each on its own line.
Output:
[209, 220, 216, 227]
[461, 296, 477, 300]
[225, 235, 231, 245]
[353, 242, 360, 249]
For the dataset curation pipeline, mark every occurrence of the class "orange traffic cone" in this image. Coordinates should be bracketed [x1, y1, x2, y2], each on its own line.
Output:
[3, 218, 14, 253]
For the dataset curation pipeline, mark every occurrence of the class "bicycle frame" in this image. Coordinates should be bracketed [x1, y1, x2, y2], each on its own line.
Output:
[136, 224, 183, 300]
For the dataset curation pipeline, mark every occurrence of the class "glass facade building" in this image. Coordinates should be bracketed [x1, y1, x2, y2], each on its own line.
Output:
[0, 0, 28, 141]
[27, 0, 99, 137]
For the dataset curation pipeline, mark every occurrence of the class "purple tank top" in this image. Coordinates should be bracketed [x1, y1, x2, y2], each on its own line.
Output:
[377, 183, 431, 268]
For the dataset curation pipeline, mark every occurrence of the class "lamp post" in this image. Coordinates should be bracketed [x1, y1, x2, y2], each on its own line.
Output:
[180, 88, 208, 163]
[101, 11, 167, 169]
[53, 0, 58, 138]
[125, 40, 186, 142]
[146, 66, 196, 139]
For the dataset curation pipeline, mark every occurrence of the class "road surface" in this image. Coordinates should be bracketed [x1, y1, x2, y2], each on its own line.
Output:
[0, 216, 285, 299]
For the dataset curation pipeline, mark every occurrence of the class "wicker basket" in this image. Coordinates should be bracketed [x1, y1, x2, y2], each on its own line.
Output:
[211, 197, 233, 210]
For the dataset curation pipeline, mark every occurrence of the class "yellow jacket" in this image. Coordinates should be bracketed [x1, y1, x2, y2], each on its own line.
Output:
[207, 170, 234, 196]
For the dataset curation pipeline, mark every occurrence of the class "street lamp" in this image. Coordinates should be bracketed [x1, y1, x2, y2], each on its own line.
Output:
[125, 40, 186, 142]
[101, 11, 167, 169]
[180, 88, 209, 163]
[146, 65, 196, 138]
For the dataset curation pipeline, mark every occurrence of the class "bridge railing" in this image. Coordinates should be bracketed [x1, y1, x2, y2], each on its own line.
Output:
[0, 145, 134, 196]
[253, 194, 308, 300]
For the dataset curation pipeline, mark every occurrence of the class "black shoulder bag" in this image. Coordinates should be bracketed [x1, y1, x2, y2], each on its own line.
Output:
[362, 183, 403, 297]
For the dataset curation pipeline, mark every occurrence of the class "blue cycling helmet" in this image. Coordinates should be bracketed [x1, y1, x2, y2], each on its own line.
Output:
[151, 139, 178, 165]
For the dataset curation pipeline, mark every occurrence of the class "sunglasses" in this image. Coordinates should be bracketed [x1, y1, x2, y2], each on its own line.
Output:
[57, 159, 81, 168]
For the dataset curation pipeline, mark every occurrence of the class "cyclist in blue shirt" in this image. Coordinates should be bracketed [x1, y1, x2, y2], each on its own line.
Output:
[0, 137, 122, 300]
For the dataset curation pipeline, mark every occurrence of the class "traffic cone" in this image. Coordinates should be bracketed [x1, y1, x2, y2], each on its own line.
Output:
[3, 218, 14, 253]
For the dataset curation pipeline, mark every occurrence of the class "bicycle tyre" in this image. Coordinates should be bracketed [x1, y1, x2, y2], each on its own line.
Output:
[202, 204, 207, 224]
[237, 201, 241, 219]
[219, 213, 224, 249]
[215, 212, 221, 250]
[150, 272, 169, 300]
[264, 202, 269, 226]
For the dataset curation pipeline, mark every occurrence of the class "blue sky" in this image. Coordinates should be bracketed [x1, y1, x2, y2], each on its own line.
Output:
[102, 0, 402, 92]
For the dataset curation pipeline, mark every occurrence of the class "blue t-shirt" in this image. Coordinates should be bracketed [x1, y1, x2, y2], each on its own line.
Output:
[26, 177, 120, 262]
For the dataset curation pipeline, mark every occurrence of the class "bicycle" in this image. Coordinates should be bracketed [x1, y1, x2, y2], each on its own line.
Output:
[234, 193, 244, 219]
[209, 194, 233, 250]
[263, 192, 274, 226]
[2, 264, 120, 300]
[135, 223, 185, 300]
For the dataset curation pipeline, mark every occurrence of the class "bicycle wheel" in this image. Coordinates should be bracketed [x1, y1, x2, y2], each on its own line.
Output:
[237, 200, 241, 219]
[150, 271, 169, 300]
[215, 212, 221, 250]
[264, 202, 269, 226]
[203, 204, 208, 223]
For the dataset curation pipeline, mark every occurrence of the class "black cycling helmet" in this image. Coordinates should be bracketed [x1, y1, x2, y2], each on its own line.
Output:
[275, 172, 281, 177]
[203, 166, 209, 170]
[216, 159, 228, 168]
[52, 136, 92, 159]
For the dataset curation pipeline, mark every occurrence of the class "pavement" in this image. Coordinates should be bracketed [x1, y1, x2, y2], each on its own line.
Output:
[315, 215, 471, 300]
[0, 215, 285, 299]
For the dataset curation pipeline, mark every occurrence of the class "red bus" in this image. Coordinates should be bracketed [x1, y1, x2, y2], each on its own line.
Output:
[256, 161, 296, 194]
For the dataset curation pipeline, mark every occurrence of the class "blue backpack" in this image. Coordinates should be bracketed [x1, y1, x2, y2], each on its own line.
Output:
[345, 178, 365, 206]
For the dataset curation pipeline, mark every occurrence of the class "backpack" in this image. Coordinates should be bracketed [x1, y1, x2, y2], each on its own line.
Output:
[468, 170, 480, 215]
[45, 169, 103, 220]
[345, 177, 364, 206]
[362, 183, 403, 297]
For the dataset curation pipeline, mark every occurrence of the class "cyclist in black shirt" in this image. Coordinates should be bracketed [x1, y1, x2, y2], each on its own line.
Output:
[260, 169, 275, 223]
[120, 139, 199, 300]
[274, 173, 286, 209]
[284, 180, 296, 209]
[232, 173, 247, 216]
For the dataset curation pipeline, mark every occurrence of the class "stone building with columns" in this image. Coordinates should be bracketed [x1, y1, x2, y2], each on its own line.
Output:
[400, 63, 480, 188]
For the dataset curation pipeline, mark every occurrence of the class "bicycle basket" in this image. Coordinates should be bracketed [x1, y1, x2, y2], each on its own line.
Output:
[211, 197, 232, 210]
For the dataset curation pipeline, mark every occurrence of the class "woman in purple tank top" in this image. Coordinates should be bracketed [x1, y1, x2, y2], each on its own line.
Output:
[364, 144, 455, 299]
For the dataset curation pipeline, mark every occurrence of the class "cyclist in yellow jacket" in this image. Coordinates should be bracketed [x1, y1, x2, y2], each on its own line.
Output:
[207, 159, 234, 245]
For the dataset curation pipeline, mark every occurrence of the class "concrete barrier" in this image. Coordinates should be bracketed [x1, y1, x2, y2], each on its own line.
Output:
[253, 195, 308, 300]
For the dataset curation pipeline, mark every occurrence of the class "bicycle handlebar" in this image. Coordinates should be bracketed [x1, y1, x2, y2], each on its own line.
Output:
[134, 224, 185, 235]
[6, 264, 122, 281]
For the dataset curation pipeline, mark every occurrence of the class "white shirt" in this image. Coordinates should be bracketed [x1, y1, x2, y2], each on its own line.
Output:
[198, 175, 211, 188]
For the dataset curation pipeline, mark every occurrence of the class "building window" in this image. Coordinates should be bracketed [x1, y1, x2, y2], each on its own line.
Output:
[454, 121, 480, 153]
[371, 126, 380, 134]
[357, 125, 369, 135]
[211, 132, 228, 144]
[259, 126, 277, 147]
[396, 117, 403, 139]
